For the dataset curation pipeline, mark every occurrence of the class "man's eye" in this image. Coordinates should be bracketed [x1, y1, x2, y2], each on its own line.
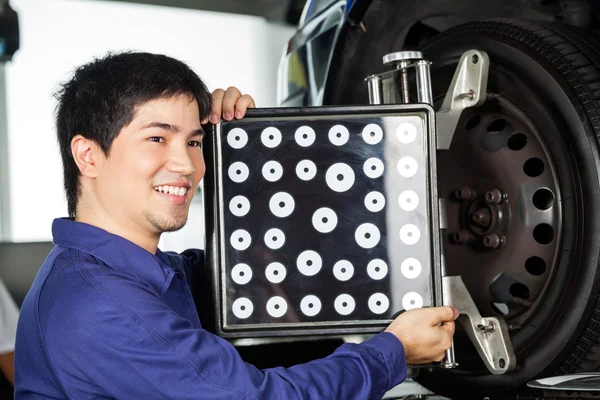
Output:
[188, 140, 202, 147]
[149, 137, 164, 143]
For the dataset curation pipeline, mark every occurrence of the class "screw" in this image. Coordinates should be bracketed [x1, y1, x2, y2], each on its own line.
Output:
[454, 187, 474, 200]
[483, 233, 504, 249]
[452, 230, 474, 244]
[477, 321, 495, 333]
[458, 89, 475, 100]
[471, 208, 491, 226]
[485, 189, 504, 204]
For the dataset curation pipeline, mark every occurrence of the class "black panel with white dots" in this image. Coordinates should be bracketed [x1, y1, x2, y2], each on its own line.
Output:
[207, 106, 439, 335]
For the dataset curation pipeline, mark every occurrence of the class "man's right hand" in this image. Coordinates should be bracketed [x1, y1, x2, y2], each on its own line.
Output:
[385, 306, 459, 364]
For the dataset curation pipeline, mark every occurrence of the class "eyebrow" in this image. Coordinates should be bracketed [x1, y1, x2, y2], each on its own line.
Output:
[141, 122, 204, 138]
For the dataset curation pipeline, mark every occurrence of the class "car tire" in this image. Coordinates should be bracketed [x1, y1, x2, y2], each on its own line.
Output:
[332, 19, 600, 398]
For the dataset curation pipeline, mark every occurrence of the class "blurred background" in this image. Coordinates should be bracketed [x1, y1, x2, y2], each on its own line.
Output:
[0, 0, 306, 299]
[0, 1, 303, 394]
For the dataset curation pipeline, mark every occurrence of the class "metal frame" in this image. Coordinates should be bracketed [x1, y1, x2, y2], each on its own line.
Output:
[204, 103, 441, 339]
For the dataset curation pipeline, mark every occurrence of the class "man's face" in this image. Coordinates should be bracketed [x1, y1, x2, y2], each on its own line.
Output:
[96, 94, 205, 235]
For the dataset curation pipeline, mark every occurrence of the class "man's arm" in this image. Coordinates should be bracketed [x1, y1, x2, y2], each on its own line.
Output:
[42, 264, 405, 400]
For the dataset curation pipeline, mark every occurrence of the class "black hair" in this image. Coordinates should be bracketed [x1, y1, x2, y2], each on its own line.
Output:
[54, 51, 212, 218]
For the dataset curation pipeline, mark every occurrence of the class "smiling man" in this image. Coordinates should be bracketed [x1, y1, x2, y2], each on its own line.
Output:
[14, 51, 457, 399]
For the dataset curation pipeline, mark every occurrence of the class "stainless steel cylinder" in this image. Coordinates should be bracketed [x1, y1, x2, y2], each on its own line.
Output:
[366, 75, 383, 105]
[415, 60, 433, 105]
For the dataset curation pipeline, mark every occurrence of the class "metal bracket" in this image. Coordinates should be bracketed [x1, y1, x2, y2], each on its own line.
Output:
[436, 50, 489, 150]
[443, 275, 517, 374]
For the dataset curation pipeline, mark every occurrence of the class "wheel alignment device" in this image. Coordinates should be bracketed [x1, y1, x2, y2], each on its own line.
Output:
[366, 49, 516, 375]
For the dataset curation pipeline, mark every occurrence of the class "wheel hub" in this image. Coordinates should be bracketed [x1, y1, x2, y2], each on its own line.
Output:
[452, 186, 509, 250]
[438, 94, 562, 327]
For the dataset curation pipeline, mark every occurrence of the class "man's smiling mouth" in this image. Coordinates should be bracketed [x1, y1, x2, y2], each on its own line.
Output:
[153, 185, 189, 196]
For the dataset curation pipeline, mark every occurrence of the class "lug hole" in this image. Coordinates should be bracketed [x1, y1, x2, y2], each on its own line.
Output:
[487, 119, 506, 133]
[465, 115, 481, 130]
[524, 158, 545, 177]
[525, 256, 546, 276]
[472, 54, 479, 64]
[533, 223, 554, 245]
[507, 133, 527, 151]
[510, 283, 530, 299]
[532, 188, 555, 210]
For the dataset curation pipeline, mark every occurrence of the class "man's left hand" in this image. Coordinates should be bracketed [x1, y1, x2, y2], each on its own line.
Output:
[206, 87, 256, 124]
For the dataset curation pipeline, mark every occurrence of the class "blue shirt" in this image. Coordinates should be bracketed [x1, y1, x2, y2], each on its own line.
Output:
[15, 218, 407, 399]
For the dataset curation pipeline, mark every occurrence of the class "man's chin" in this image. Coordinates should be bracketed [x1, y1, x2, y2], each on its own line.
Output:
[161, 221, 186, 233]
[143, 209, 188, 233]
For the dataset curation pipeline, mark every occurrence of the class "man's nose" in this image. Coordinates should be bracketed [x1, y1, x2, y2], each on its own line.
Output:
[167, 144, 195, 175]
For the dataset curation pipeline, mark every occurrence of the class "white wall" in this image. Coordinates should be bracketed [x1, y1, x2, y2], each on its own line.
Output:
[3, 0, 294, 250]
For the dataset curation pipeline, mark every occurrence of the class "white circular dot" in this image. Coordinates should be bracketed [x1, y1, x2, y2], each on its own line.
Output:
[400, 224, 421, 245]
[312, 208, 338, 233]
[231, 263, 252, 285]
[367, 259, 388, 280]
[368, 293, 390, 315]
[229, 195, 250, 217]
[296, 160, 317, 181]
[232, 297, 253, 319]
[266, 296, 288, 318]
[362, 123, 383, 145]
[402, 292, 424, 310]
[269, 192, 295, 218]
[398, 190, 419, 211]
[401, 258, 422, 279]
[355, 223, 381, 249]
[297, 250, 322, 276]
[334, 294, 356, 316]
[227, 127, 248, 149]
[397, 156, 418, 178]
[295, 126, 316, 147]
[329, 125, 349, 146]
[228, 162, 249, 183]
[230, 229, 251, 251]
[363, 158, 384, 179]
[325, 163, 355, 192]
[365, 192, 385, 212]
[333, 260, 354, 281]
[262, 161, 283, 182]
[396, 122, 417, 144]
[261, 127, 282, 148]
[264, 228, 285, 250]
[265, 262, 286, 284]
[300, 295, 322, 317]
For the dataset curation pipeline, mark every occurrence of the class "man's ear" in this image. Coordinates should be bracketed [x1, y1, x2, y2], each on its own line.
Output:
[71, 135, 103, 178]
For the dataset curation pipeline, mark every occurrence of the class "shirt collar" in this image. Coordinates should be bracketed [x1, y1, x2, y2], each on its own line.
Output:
[51, 217, 178, 293]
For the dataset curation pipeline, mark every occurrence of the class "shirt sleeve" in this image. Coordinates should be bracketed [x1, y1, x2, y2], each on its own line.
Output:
[0, 278, 19, 355]
[42, 261, 407, 400]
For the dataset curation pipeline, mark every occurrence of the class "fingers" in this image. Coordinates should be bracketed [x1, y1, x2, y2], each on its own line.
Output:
[234, 94, 256, 119]
[440, 320, 456, 337]
[427, 306, 459, 326]
[209, 87, 256, 124]
[209, 89, 225, 124]
[221, 86, 242, 121]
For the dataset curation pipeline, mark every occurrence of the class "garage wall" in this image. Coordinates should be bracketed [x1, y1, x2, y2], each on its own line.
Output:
[3, 0, 295, 251]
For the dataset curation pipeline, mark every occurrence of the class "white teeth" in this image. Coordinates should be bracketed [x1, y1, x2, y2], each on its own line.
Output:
[153, 185, 188, 196]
